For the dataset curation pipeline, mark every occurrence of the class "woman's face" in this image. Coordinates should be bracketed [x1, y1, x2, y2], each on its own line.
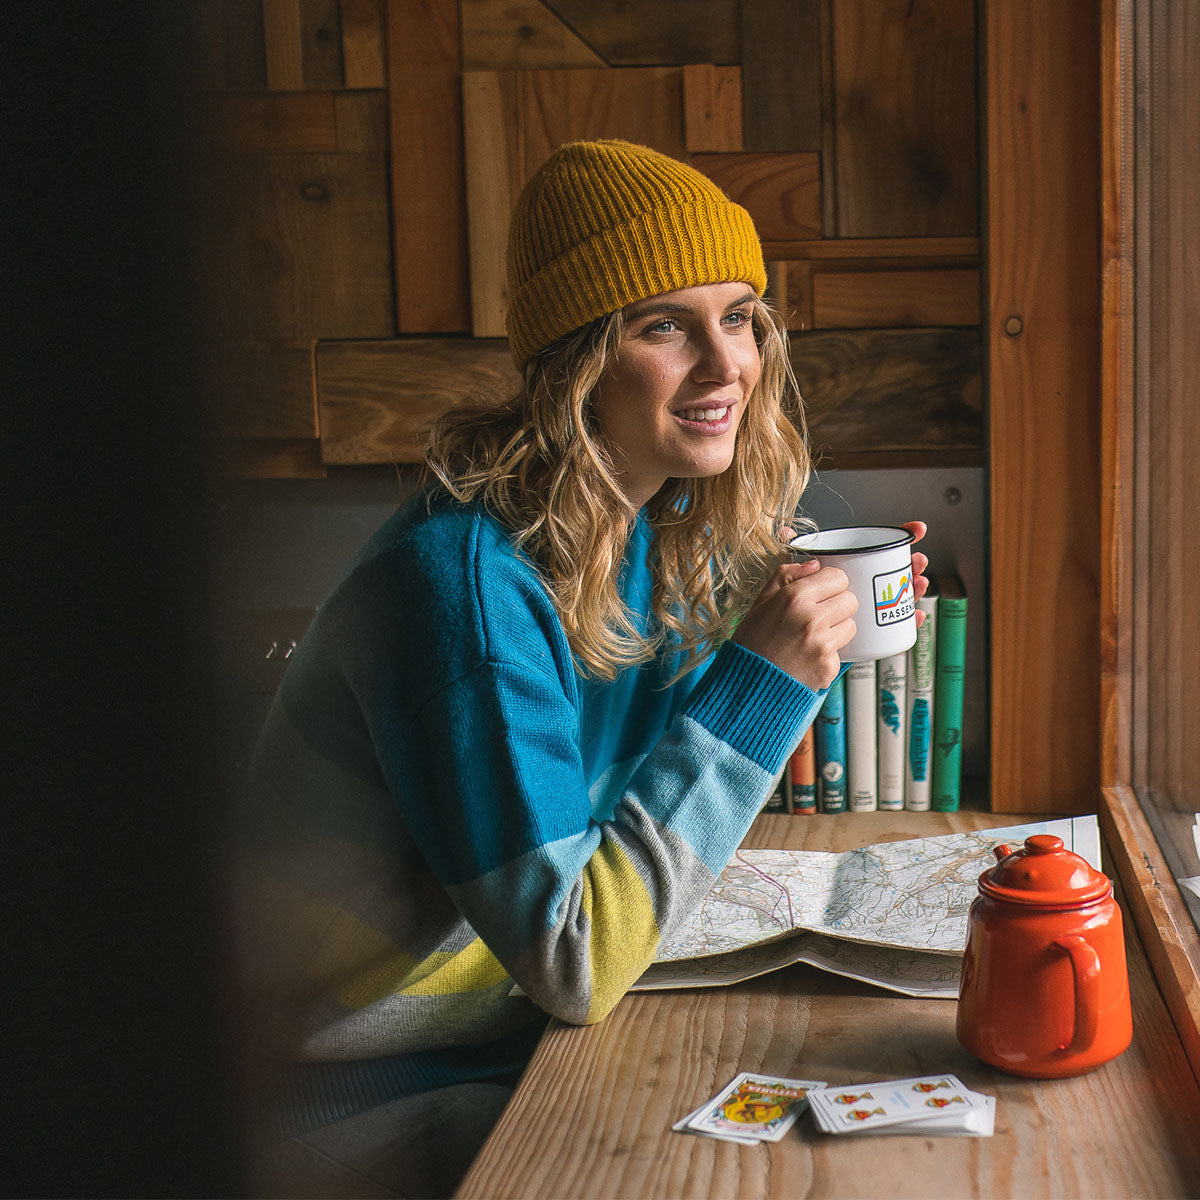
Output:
[591, 281, 761, 508]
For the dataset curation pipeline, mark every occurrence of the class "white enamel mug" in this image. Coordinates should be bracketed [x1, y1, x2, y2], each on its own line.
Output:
[788, 526, 917, 662]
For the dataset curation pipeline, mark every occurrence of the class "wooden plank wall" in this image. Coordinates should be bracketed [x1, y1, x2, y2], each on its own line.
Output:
[194, 0, 984, 477]
[986, 1, 1102, 813]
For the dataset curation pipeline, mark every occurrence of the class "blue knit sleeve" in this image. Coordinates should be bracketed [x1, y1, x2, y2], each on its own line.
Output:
[285, 504, 826, 1027]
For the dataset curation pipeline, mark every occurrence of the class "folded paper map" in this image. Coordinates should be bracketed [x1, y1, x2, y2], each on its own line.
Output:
[632, 817, 1101, 999]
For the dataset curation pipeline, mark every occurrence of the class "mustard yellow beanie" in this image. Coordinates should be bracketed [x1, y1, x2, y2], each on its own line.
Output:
[505, 140, 767, 369]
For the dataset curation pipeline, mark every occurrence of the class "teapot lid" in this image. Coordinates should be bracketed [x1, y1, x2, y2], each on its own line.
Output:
[979, 834, 1111, 906]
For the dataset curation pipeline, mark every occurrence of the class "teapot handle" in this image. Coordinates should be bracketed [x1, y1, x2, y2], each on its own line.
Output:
[1052, 935, 1101, 1054]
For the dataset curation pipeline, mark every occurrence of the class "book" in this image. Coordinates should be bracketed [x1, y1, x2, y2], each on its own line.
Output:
[814, 675, 847, 813]
[762, 765, 787, 812]
[876, 653, 907, 810]
[845, 660, 877, 812]
[931, 575, 968, 811]
[904, 591, 939, 811]
[789, 725, 817, 814]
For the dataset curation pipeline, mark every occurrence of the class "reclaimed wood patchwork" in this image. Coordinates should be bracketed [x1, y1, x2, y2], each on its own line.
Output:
[811, 267, 980, 327]
[739, 0, 823, 152]
[317, 338, 521, 463]
[202, 148, 394, 340]
[461, 0, 605, 69]
[832, 0, 977, 237]
[388, 0, 472, 332]
[541, 0, 740, 65]
[204, 341, 317, 439]
[790, 327, 982, 465]
[340, 0, 385, 88]
[682, 64, 743, 152]
[689, 152, 821, 240]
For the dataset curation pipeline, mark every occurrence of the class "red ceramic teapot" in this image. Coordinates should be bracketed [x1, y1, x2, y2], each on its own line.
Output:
[956, 834, 1132, 1078]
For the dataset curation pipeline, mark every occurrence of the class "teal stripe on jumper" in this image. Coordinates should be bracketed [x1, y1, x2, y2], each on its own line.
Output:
[683, 641, 822, 773]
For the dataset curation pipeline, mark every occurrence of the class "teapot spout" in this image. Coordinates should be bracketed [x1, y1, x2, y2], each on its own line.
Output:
[993, 843, 1013, 863]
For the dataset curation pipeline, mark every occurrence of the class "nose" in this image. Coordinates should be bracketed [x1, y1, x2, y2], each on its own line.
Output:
[691, 326, 741, 386]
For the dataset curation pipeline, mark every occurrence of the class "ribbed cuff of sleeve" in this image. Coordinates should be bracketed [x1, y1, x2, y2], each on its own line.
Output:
[682, 641, 822, 773]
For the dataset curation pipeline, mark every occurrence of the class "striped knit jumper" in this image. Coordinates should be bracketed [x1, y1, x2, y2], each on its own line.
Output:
[238, 486, 830, 1132]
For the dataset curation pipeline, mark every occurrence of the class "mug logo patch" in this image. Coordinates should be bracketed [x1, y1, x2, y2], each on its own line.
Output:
[873, 567, 915, 627]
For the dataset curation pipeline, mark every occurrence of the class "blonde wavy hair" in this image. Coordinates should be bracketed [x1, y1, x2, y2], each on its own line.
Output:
[425, 296, 812, 680]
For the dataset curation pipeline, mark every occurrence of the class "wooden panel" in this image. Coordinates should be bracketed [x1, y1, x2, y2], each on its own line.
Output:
[263, 0, 305, 89]
[221, 0, 268, 89]
[790, 328, 981, 462]
[682, 64, 742, 152]
[1101, 785, 1200, 1086]
[204, 341, 317, 439]
[387, 0, 471, 332]
[515, 67, 686, 169]
[1144, 0, 1200, 804]
[739, 0, 822, 151]
[215, 437, 327, 478]
[332, 90, 388, 152]
[812, 268, 980, 328]
[462, 72, 522, 337]
[689, 153, 821, 240]
[211, 90, 386, 155]
[214, 92, 339, 154]
[987, 1, 1101, 813]
[819, 0, 837, 233]
[762, 236, 978, 262]
[340, 0, 385, 88]
[461, 0, 605, 69]
[462, 67, 686, 337]
[203, 151, 394, 339]
[460, 810, 1200, 1200]
[1100, 0, 1135, 786]
[541, 0, 740, 65]
[299, 0, 343, 88]
[833, 0, 977, 237]
[769, 260, 814, 331]
[317, 338, 520, 463]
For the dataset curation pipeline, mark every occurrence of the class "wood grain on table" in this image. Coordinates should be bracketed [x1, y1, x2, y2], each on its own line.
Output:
[457, 812, 1200, 1200]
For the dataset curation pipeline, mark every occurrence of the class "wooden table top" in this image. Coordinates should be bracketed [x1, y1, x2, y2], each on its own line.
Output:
[457, 811, 1200, 1200]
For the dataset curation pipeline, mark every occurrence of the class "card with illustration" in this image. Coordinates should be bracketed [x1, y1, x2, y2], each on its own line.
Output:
[686, 1072, 825, 1143]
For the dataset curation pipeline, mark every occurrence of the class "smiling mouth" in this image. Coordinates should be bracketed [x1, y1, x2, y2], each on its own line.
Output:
[676, 405, 731, 422]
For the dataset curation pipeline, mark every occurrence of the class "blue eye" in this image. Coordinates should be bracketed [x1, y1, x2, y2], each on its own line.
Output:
[725, 308, 752, 326]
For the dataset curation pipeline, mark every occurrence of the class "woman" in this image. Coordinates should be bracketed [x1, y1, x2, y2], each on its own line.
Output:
[240, 139, 928, 1196]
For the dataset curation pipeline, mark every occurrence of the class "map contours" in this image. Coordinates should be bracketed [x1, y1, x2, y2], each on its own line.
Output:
[658, 822, 1087, 965]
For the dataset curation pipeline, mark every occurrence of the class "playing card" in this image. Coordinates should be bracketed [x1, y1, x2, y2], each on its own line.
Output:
[808, 1075, 985, 1134]
[872, 1094, 995, 1137]
[672, 1095, 758, 1145]
[685, 1072, 825, 1142]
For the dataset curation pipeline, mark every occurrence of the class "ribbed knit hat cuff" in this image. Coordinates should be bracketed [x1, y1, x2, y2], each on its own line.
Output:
[507, 199, 766, 369]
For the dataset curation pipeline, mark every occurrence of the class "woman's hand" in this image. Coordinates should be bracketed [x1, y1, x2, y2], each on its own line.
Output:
[904, 520, 931, 627]
[732, 559, 857, 692]
[738, 519, 931, 690]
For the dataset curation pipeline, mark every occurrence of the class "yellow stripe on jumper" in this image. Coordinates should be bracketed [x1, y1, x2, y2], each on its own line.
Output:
[581, 839, 660, 1024]
[301, 897, 504, 1010]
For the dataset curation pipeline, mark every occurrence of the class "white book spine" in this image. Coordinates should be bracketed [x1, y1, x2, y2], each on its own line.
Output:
[904, 596, 938, 811]
[845, 661, 877, 811]
[876, 652, 908, 810]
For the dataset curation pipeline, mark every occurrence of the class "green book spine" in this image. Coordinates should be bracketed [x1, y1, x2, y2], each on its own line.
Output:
[931, 576, 967, 812]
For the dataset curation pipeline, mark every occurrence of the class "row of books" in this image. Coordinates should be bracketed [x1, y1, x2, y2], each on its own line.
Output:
[764, 574, 968, 814]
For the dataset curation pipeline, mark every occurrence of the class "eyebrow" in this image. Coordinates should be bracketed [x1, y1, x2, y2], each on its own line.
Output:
[625, 291, 757, 320]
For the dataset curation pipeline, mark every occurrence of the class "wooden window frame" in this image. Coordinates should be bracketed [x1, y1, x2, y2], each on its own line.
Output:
[1098, 0, 1200, 1082]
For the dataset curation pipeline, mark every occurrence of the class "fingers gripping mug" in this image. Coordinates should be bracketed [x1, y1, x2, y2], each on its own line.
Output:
[788, 526, 917, 662]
